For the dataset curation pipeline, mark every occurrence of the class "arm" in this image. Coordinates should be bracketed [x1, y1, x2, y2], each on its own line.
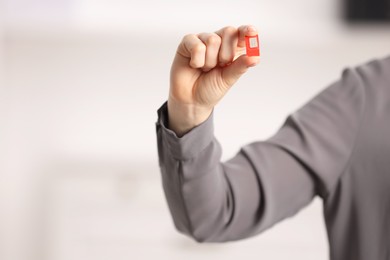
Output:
[156, 26, 365, 242]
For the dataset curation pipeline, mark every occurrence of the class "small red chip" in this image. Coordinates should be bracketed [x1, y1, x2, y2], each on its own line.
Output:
[245, 35, 260, 57]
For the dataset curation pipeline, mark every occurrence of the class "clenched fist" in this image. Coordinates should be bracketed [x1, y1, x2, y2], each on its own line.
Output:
[168, 25, 260, 137]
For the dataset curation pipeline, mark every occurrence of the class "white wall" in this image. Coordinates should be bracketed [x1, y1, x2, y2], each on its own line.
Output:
[2, 1, 390, 260]
[0, 3, 6, 259]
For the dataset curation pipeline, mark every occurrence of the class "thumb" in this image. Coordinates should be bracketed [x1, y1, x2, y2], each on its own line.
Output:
[221, 55, 259, 88]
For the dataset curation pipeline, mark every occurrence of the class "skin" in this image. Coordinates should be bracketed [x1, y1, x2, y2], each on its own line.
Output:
[168, 25, 260, 137]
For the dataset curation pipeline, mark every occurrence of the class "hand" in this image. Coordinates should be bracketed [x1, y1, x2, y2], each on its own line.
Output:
[168, 25, 260, 137]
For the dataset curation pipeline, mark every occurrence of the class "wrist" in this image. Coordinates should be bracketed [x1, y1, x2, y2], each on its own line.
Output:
[167, 99, 213, 137]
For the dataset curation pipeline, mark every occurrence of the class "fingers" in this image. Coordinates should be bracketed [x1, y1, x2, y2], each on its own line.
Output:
[218, 26, 260, 87]
[177, 33, 221, 71]
[197, 33, 221, 71]
[177, 25, 259, 71]
[215, 26, 238, 67]
[237, 25, 258, 48]
[177, 34, 206, 69]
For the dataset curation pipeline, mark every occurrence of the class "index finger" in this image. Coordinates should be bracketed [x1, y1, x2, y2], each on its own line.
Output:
[237, 25, 258, 48]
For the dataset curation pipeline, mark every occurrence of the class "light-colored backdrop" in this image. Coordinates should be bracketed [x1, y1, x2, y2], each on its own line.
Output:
[1, 1, 390, 260]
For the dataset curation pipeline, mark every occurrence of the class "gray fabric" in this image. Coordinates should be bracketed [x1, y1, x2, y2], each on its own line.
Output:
[155, 56, 390, 260]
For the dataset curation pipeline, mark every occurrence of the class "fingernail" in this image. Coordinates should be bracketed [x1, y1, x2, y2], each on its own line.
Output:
[247, 26, 256, 33]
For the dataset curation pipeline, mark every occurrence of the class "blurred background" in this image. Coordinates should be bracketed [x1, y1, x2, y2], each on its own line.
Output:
[1, 0, 389, 260]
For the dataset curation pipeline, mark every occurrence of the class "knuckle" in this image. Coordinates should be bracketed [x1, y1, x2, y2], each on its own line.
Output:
[219, 51, 235, 63]
[182, 33, 195, 42]
[222, 26, 236, 36]
[205, 59, 217, 68]
[190, 59, 203, 69]
[206, 34, 221, 45]
[193, 43, 206, 53]
[219, 56, 232, 64]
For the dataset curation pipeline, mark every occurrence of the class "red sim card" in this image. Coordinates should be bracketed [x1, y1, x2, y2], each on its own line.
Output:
[245, 35, 260, 57]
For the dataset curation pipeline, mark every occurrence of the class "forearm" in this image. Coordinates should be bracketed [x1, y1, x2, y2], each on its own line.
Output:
[156, 102, 270, 242]
[157, 102, 228, 241]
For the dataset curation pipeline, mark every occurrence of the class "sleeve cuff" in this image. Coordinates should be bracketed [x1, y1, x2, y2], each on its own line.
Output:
[156, 102, 215, 160]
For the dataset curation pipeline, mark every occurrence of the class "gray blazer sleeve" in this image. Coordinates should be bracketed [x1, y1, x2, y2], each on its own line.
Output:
[156, 67, 365, 243]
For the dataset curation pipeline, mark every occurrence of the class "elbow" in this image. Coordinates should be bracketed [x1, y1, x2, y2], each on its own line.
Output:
[182, 230, 217, 244]
[188, 229, 214, 243]
[173, 220, 227, 243]
[184, 232, 209, 243]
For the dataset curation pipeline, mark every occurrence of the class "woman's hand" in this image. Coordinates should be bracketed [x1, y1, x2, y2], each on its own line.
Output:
[168, 25, 260, 137]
